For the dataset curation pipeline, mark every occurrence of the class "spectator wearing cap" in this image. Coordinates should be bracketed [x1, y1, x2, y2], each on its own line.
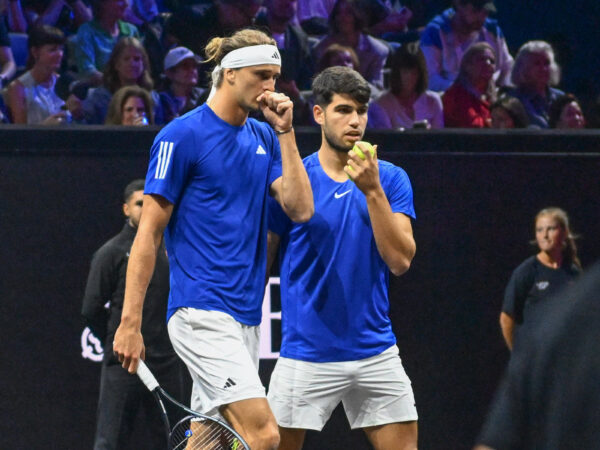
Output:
[158, 46, 206, 124]
[420, 0, 513, 92]
[73, 0, 139, 86]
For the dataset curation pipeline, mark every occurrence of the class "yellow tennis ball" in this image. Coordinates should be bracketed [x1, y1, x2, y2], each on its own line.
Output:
[352, 141, 375, 160]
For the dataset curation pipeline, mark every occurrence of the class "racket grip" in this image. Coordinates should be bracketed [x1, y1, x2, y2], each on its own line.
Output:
[136, 360, 160, 392]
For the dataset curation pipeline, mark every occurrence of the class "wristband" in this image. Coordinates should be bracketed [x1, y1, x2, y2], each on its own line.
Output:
[275, 126, 293, 135]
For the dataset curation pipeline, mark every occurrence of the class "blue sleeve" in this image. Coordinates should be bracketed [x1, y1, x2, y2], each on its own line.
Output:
[267, 126, 282, 185]
[385, 165, 416, 219]
[268, 195, 291, 237]
[144, 124, 196, 204]
[74, 25, 100, 75]
[420, 24, 442, 49]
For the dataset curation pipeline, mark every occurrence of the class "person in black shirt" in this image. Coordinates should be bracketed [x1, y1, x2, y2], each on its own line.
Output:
[475, 261, 600, 450]
[500, 207, 581, 351]
[82, 179, 187, 450]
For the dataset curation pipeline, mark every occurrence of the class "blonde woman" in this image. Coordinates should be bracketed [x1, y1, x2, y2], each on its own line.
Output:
[500, 207, 582, 351]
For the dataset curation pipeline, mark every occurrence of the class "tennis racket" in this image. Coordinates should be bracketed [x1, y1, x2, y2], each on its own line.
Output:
[136, 360, 250, 449]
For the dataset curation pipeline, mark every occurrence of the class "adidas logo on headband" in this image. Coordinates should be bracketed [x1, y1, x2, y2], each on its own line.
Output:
[271, 52, 280, 60]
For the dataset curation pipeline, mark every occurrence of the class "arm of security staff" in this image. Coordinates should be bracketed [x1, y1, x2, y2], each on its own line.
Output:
[113, 194, 172, 373]
[345, 143, 416, 276]
[260, 90, 314, 223]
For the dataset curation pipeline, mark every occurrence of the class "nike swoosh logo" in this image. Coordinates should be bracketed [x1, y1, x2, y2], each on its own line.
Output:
[334, 190, 352, 199]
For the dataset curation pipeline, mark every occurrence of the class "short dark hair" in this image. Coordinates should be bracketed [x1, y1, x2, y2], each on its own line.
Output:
[389, 43, 428, 97]
[490, 95, 530, 128]
[123, 179, 145, 203]
[312, 66, 371, 107]
[27, 25, 65, 49]
[548, 93, 581, 128]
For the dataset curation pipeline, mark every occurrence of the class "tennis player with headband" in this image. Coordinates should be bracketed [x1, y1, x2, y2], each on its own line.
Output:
[113, 29, 313, 450]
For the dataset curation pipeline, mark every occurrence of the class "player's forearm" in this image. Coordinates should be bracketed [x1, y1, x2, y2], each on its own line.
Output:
[499, 312, 514, 351]
[366, 188, 415, 276]
[120, 231, 160, 330]
[278, 130, 314, 222]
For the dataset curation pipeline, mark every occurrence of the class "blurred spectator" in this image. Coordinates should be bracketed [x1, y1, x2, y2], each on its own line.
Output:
[420, 0, 512, 92]
[165, 0, 260, 58]
[548, 93, 585, 129]
[81, 36, 163, 123]
[2, 0, 28, 32]
[0, 17, 17, 87]
[490, 95, 529, 129]
[21, 0, 92, 33]
[366, 1, 415, 43]
[506, 41, 564, 129]
[296, 0, 336, 35]
[369, 43, 443, 129]
[73, 0, 139, 86]
[316, 42, 358, 72]
[442, 41, 496, 128]
[313, 0, 390, 90]
[4, 25, 78, 123]
[104, 84, 153, 125]
[158, 46, 205, 123]
[255, 0, 314, 91]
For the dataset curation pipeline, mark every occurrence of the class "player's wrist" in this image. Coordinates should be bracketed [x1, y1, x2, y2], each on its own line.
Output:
[275, 126, 293, 135]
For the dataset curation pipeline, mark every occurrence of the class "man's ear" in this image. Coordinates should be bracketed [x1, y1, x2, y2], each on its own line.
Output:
[224, 68, 236, 85]
[123, 203, 130, 218]
[313, 104, 325, 125]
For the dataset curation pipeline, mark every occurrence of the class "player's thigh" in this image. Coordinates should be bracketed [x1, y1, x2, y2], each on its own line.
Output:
[363, 421, 418, 450]
[268, 357, 352, 431]
[168, 308, 265, 416]
[342, 346, 418, 429]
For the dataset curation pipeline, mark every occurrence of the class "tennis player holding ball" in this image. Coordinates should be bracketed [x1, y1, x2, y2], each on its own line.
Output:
[266, 66, 418, 450]
[113, 29, 313, 450]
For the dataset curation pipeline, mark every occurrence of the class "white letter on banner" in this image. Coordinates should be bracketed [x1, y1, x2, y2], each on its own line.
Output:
[260, 277, 281, 359]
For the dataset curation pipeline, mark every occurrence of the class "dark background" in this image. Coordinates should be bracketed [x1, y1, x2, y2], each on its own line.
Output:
[1, 126, 599, 449]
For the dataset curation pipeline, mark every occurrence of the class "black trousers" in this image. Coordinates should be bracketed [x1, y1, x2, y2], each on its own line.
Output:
[93, 354, 189, 450]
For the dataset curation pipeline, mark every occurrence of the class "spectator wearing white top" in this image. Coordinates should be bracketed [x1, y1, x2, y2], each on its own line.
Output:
[369, 43, 443, 129]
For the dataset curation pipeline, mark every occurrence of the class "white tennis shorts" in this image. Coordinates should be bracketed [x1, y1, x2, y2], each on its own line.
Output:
[267, 345, 418, 430]
[167, 308, 266, 417]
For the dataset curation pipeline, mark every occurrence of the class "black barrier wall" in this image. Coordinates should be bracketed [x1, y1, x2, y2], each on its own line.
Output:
[1, 127, 599, 449]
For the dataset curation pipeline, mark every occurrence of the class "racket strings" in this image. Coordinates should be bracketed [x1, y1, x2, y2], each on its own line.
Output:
[170, 415, 248, 450]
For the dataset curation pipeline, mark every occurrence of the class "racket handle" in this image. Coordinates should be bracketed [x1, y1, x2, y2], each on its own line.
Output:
[136, 360, 160, 392]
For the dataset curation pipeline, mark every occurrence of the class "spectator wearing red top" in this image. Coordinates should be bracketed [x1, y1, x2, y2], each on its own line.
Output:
[443, 41, 496, 128]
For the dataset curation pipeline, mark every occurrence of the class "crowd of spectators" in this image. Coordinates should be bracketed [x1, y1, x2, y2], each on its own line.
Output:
[0, 0, 596, 128]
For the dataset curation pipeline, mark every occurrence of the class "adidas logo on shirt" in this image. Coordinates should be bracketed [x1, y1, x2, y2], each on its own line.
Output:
[256, 145, 267, 155]
[223, 378, 237, 389]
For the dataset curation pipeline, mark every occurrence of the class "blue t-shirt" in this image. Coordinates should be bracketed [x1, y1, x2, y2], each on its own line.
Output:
[145, 104, 282, 325]
[269, 152, 415, 362]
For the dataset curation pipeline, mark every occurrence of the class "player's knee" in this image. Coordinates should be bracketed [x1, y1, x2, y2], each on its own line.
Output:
[249, 420, 279, 450]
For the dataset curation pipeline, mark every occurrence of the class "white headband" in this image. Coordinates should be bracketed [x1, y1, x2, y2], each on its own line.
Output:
[221, 44, 281, 69]
[207, 45, 281, 102]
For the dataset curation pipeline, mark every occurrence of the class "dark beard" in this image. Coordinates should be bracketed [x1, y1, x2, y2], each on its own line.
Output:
[324, 130, 352, 153]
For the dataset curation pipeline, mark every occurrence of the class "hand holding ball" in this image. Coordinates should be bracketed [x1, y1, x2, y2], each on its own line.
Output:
[347, 141, 375, 179]
[352, 141, 375, 160]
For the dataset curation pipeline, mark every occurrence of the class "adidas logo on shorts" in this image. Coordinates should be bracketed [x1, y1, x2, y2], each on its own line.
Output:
[223, 378, 237, 389]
